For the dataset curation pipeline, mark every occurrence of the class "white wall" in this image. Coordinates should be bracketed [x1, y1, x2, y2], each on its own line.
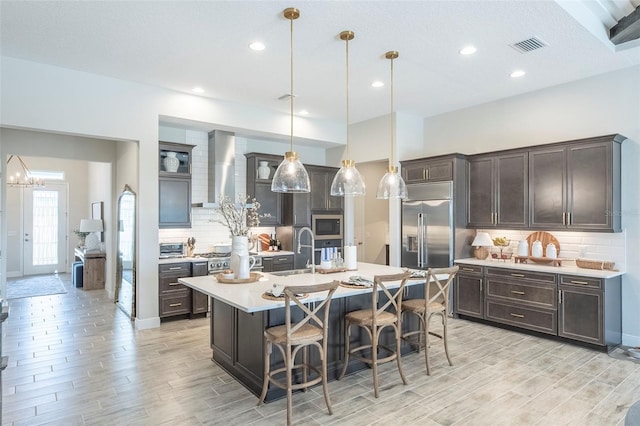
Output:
[87, 162, 113, 295]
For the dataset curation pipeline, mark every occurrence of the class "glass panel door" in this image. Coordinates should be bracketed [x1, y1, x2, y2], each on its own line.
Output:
[24, 183, 68, 275]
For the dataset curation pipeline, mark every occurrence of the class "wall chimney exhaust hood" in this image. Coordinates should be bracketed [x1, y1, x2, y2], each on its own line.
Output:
[191, 130, 235, 208]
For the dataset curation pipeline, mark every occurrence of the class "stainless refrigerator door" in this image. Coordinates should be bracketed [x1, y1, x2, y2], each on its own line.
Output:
[423, 199, 453, 268]
[401, 200, 422, 269]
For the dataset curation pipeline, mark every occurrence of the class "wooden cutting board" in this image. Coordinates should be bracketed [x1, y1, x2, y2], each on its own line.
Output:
[258, 233, 271, 251]
[526, 231, 560, 257]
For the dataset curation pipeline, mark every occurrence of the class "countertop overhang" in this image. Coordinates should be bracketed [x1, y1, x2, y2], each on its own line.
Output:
[455, 258, 624, 279]
[179, 262, 442, 313]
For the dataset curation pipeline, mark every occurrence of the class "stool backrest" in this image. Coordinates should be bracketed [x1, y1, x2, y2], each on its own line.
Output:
[425, 266, 459, 314]
[371, 271, 411, 327]
[283, 281, 340, 338]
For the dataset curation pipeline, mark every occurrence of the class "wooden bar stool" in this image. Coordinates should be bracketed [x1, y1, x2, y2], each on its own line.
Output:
[338, 271, 411, 398]
[258, 281, 340, 426]
[401, 266, 458, 375]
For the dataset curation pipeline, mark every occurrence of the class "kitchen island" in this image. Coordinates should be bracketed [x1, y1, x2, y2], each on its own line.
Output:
[179, 262, 431, 401]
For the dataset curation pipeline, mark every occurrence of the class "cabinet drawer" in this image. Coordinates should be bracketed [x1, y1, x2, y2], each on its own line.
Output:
[486, 268, 556, 284]
[159, 262, 191, 275]
[559, 275, 602, 290]
[272, 255, 293, 264]
[159, 293, 190, 317]
[456, 264, 483, 275]
[486, 279, 556, 309]
[485, 301, 557, 335]
[159, 276, 189, 294]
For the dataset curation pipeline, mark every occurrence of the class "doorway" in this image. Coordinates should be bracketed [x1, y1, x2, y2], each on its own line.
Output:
[22, 183, 69, 275]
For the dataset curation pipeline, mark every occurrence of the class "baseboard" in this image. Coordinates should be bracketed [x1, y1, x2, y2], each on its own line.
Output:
[622, 333, 640, 347]
[135, 316, 160, 330]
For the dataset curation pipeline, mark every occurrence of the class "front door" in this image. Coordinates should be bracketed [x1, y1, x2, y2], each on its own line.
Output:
[23, 183, 68, 275]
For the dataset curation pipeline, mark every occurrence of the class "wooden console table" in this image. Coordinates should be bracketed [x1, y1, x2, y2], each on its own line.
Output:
[74, 248, 106, 290]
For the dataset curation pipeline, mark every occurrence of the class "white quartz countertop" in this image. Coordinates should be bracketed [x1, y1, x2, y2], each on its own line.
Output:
[455, 258, 624, 279]
[253, 250, 295, 257]
[179, 262, 439, 313]
[158, 257, 208, 265]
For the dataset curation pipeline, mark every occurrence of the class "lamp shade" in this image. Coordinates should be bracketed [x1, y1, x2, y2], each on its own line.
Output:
[79, 219, 103, 233]
[471, 232, 493, 247]
[376, 167, 408, 199]
[330, 160, 366, 196]
[271, 152, 311, 193]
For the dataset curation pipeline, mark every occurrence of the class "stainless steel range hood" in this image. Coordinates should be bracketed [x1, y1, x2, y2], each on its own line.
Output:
[191, 130, 235, 208]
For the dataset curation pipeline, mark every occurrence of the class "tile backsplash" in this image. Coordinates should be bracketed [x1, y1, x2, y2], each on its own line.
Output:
[478, 229, 627, 272]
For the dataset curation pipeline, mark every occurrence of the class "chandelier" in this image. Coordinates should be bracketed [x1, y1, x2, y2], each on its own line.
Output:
[6, 155, 45, 188]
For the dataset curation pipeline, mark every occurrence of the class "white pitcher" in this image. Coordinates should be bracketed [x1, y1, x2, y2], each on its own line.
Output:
[232, 252, 256, 279]
[546, 243, 557, 259]
[531, 240, 543, 258]
[517, 240, 529, 257]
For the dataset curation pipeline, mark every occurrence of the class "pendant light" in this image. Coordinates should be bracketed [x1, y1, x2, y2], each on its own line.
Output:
[330, 30, 365, 197]
[376, 51, 407, 199]
[271, 7, 311, 193]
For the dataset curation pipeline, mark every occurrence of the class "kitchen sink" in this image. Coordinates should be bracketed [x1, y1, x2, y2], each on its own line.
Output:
[269, 269, 312, 277]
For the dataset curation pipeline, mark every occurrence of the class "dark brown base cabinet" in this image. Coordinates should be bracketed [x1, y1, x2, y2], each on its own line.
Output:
[209, 284, 424, 402]
[159, 262, 208, 319]
[455, 263, 622, 350]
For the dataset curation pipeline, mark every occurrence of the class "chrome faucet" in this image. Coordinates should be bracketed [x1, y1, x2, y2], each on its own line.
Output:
[297, 226, 315, 274]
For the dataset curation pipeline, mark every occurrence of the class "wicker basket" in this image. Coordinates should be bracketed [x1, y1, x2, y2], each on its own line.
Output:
[576, 258, 615, 270]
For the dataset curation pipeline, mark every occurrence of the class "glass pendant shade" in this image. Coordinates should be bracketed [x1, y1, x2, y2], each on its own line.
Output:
[376, 166, 408, 199]
[271, 7, 311, 194]
[330, 159, 365, 196]
[271, 151, 311, 193]
[376, 50, 407, 200]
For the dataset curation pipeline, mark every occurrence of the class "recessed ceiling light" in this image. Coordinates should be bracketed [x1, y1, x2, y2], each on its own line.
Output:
[371, 81, 384, 88]
[192, 87, 205, 94]
[459, 45, 477, 55]
[299, 109, 309, 115]
[249, 41, 265, 51]
[510, 70, 526, 78]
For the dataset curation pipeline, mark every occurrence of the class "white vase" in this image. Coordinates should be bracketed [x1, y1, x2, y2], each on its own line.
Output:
[230, 236, 256, 279]
[163, 151, 180, 172]
[257, 161, 271, 180]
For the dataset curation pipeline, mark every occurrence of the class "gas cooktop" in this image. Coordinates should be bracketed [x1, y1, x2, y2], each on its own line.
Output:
[193, 252, 231, 259]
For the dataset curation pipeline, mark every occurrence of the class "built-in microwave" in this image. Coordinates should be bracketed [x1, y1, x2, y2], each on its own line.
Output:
[311, 214, 343, 240]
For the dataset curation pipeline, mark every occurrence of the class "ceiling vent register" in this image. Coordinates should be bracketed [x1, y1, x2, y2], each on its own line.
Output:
[510, 36, 548, 53]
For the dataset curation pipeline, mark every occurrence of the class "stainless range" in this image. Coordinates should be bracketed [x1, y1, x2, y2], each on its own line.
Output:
[193, 253, 231, 274]
[194, 252, 263, 274]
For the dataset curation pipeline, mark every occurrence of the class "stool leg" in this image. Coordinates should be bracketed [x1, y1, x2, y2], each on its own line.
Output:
[303, 346, 308, 391]
[320, 342, 333, 415]
[372, 325, 379, 398]
[338, 322, 351, 380]
[442, 313, 453, 366]
[424, 312, 431, 375]
[286, 343, 293, 426]
[395, 322, 408, 386]
[258, 339, 271, 406]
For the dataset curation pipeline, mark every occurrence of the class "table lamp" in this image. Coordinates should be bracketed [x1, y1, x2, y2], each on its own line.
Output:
[80, 219, 103, 251]
[471, 232, 493, 259]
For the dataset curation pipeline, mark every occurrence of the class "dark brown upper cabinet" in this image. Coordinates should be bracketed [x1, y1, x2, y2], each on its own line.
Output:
[245, 153, 282, 226]
[159, 141, 194, 228]
[467, 152, 529, 229]
[402, 157, 454, 184]
[529, 135, 623, 232]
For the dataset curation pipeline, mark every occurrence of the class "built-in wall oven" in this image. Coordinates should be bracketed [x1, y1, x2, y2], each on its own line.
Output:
[311, 214, 343, 240]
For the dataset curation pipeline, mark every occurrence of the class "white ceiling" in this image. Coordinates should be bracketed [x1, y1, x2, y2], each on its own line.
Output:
[2, 1, 639, 125]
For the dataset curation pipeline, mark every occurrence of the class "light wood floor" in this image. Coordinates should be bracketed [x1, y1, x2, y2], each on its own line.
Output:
[2, 274, 639, 425]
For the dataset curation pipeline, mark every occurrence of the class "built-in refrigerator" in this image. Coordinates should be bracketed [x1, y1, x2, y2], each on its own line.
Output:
[401, 181, 453, 269]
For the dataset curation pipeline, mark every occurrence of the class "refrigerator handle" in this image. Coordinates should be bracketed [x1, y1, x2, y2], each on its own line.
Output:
[417, 213, 424, 268]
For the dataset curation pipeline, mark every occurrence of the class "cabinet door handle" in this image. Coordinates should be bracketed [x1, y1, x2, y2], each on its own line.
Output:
[558, 289, 563, 304]
[511, 290, 525, 295]
[562, 212, 566, 225]
[569, 280, 589, 285]
[510, 313, 525, 318]
[424, 169, 429, 181]
[169, 303, 182, 307]
[567, 212, 572, 225]
[169, 282, 181, 286]
[169, 267, 182, 270]
[510, 273, 525, 278]
[479, 279, 483, 292]
[462, 267, 475, 272]
[495, 211, 499, 224]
